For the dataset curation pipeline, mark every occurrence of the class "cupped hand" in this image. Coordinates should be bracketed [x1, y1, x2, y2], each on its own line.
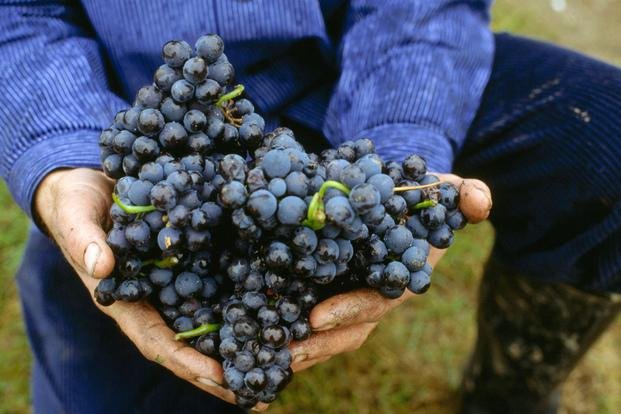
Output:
[34, 168, 265, 409]
[289, 173, 492, 372]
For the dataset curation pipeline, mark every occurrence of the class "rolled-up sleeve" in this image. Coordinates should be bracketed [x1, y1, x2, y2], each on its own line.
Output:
[324, 0, 494, 172]
[0, 0, 126, 217]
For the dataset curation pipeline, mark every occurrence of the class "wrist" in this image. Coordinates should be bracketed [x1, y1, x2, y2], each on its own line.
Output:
[34, 168, 70, 234]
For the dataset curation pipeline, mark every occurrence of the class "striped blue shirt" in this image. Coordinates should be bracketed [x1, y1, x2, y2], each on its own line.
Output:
[0, 0, 493, 217]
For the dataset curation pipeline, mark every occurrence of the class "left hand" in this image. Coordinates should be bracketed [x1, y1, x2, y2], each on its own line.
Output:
[289, 173, 492, 371]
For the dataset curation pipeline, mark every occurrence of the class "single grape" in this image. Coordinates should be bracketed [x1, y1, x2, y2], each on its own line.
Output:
[438, 183, 460, 209]
[170, 79, 195, 103]
[262, 149, 292, 178]
[159, 121, 188, 149]
[382, 261, 411, 289]
[182, 56, 208, 84]
[195, 79, 221, 103]
[428, 224, 454, 249]
[384, 194, 407, 217]
[268, 178, 287, 198]
[154, 64, 181, 92]
[402, 154, 427, 181]
[260, 325, 288, 348]
[401, 246, 427, 272]
[291, 226, 318, 255]
[405, 215, 429, 238]
[160, 97, 186, 122]
[355, 154, 382, 178]
[135, 85, 163, 108]
[340, 164, 366, 188]
[325, 196, 356, 226]
[276, 196, 307, 225]
[315, 239, 339, 264]
[132, 137, 160, 161]
[219, 181, 248, 209]
[157, 226, 183, 251]
[290, 318, 311, 341]
[183, 109, 207, 133]
[127, 180, 153, 206]
[446, 209, 467, 230]
[162, 40, 192, 68]
[408, 270, 431, 294]
[349, 183, 381, 214]
[419, 203, 447, 229]
[115, 279, 143, 302]
[276, 297, 300, 323]
[367, 173, 394, 202]
[195, 34, 224, 63]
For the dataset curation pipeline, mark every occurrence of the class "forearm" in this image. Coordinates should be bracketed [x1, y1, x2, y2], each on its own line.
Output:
[324, 0, 494, 172]
[0, 1, 126, 217]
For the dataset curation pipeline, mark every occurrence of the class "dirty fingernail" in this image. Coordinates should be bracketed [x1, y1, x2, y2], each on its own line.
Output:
[197, 377, 222, 387]
[292, 352, 309, 364]
[314, 321, 335, 331]
[252, 402, 270, 412]
[84, 242, 101, 277]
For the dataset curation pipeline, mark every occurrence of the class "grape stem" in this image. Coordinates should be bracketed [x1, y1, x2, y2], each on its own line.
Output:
[319, 180, 350, 197]
[216, 84, 245, 107]
[112, 193, 156, 214]
[143, 256, 180, 269]
[393, 181, 444, 193]
[174, 323, 221, 341]
[302, 180, 350, 230]
[412, 200, 436, 209]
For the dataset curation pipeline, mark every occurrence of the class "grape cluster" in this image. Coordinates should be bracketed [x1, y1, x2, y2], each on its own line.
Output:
[95, 34, 467, 408]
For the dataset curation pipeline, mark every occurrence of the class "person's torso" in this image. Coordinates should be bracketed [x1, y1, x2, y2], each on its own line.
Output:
[80, 0, 344, 112]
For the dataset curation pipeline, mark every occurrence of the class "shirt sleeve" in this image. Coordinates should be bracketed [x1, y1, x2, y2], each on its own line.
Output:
[0, 1, 126, 218]
[323, 0, 494, 172]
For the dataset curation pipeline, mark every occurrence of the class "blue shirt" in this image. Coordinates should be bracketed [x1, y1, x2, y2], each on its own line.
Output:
[0, 0, 493, 218]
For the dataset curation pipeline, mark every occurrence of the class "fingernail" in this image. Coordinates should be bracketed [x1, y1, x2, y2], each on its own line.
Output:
[314, 321, 335, 331]
[197, 377, 222, 387]
[84, 242, 101, 278]
[292, 352, 308, 364]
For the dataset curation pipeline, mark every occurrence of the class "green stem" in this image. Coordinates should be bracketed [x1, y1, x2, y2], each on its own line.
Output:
[112, 193, 156, 214]
[412, 200, 436, 210]
[216, 84, 245, 106]
[302, 180, 350, 230]
[174, 323, 221, 341]
[319, 180, 351, 197]
[143, 256, 179, 268]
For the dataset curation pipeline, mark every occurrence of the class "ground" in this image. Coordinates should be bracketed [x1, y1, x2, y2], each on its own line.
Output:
[1, 1, 620, 413]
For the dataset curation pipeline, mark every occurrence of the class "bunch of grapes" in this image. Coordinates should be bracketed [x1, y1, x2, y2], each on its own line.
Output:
[95, 34, 468, 408]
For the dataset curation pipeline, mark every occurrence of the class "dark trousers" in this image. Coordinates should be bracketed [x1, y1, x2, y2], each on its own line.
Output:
[455, 34, 621, 412]
[16, 34, 621, 413]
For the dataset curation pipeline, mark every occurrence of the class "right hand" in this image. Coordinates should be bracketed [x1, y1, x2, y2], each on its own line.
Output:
[34, 168, 266, 409]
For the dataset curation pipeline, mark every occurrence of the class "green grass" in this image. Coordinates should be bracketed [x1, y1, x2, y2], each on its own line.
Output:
[0, 181, 29, 414]
[1, 1, 621, 412]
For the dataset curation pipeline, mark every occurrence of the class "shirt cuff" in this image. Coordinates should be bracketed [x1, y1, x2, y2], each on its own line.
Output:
[8, 130, 102, 219]
[355, 123, 454, 173]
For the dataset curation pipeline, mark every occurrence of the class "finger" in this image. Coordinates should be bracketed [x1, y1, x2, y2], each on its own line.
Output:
[116, 301, 225, 382]
[310, 288, 406, 331]
[52, 170, 116, 278]
[101, 299, 237, 403]
[436, 173, 492, 223]
[427, 245, 446, 267]
[290, 355, 332, 373]
[289, 322, 376, 368]
[73, 267, 237, 405]
[193, 378, 238, 405]
[251, 402, 270, 412]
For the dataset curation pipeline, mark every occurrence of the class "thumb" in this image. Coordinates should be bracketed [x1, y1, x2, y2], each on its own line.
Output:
[43, 169, 116, 278]
[435, 173, 492, 223]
